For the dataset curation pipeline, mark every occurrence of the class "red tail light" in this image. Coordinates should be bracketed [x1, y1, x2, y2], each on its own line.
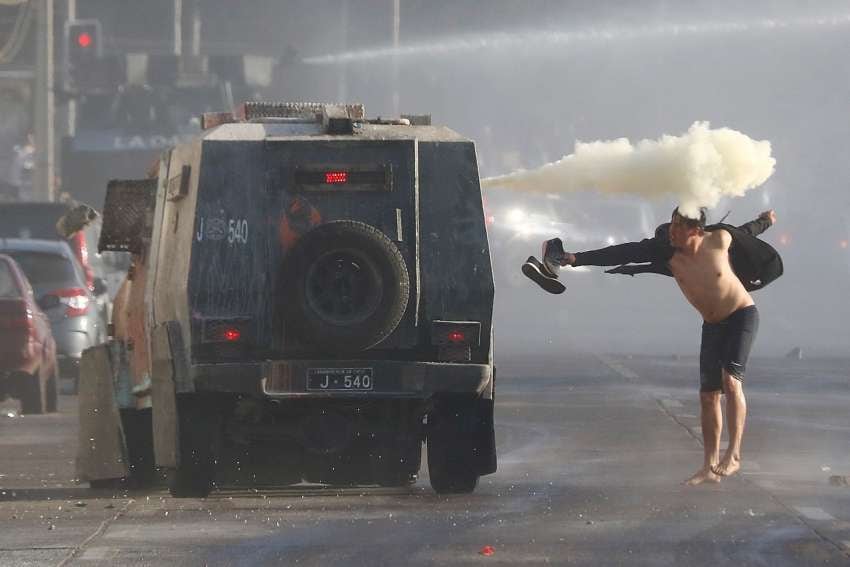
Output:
[448, 330, 466, 343]
[51, 287, 90, 317]
[223, 328, 242, 342]
[324, 171, 348, 184]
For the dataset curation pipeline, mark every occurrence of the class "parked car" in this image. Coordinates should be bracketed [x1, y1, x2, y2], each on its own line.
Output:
[0, 239, 107, 393]
[0, 201, 115, 320]
[0, 254, 58, 413]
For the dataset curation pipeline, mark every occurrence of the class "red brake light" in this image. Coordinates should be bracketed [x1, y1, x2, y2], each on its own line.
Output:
[324, 171, 348, 184]
[448, 330, 465, 343]
[52, 287, 90, 317]
[223, 328, 241, 342]
[77, 32, 93, 48]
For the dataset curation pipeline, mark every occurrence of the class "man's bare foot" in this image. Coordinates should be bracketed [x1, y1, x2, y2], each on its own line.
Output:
[684, 467, 721, 486]
[711, 456, 741, 477]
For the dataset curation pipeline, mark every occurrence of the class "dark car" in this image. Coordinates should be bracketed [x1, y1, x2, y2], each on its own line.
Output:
[0, 239, 107, 393]
[0, 254, 58, 413]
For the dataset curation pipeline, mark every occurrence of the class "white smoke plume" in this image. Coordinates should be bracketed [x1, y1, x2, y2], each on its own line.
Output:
[481, 122, 776, 218]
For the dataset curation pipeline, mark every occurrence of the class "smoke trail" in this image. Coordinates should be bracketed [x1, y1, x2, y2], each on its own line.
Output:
[481, 122, 775, 219]
[303, 13, 850, 65]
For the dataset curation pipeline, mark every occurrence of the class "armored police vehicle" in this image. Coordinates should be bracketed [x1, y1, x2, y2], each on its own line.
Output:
[78, 102, 496, 497]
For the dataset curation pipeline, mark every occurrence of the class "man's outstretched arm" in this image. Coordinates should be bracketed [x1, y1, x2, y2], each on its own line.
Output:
[736, 210, 777, 237]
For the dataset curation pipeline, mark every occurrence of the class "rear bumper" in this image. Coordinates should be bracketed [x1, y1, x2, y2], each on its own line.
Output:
[53, 328, 91, 359]
[191, 359, 493, 399]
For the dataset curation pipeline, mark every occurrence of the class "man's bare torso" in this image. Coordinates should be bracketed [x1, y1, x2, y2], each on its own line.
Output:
[668, 229, 754, 323]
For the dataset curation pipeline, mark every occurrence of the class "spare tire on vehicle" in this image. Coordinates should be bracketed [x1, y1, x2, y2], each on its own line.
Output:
[282, 220, 410, 352]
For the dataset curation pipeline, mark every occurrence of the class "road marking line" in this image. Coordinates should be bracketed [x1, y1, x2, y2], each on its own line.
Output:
[661, 399, 683, 408]
[57, 499, 133, 567]
[794, 506, 835, 521]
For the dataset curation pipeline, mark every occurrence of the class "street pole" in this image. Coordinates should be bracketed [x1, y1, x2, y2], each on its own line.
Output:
[336, 0, 349, 104]
[391, 0, 399, 117]
[174, 0, 183, 56]
[67, 0, 76, 136]
[33, 0, 55, 201]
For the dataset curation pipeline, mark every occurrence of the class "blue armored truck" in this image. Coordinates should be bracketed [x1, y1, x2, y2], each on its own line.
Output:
[78, 102, 496, 497]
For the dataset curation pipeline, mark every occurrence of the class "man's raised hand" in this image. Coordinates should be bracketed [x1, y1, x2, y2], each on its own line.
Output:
[759, 210, 777, 226]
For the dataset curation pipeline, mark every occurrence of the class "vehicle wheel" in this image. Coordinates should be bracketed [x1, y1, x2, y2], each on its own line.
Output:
[66, 374, 80, 396]
[19, 371, 46, 415]
[283, 221, 410, 352]
[427, 442, 479, 494]
[121, 408, 157, 488]
[168, 396, 219, 498]
[45, 367, 58, 413]
[427, 401, 488, 494]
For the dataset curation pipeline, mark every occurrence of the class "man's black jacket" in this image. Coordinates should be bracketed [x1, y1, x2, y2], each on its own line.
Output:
[572, 216, 784, 292]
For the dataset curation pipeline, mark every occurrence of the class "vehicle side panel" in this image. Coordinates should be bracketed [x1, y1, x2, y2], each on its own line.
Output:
[418, 141, 494, 365]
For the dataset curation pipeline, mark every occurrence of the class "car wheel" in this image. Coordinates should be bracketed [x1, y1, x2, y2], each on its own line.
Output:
[45, 366, 58, 413]
[427, 403, 482, 494]
[121, 408, 157, 488]
[19, 371, 46, 415]
[283, 221, 410, 352]
[168, 395, 220, 498]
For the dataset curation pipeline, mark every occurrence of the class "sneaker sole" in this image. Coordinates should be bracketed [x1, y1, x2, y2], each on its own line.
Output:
[522, 257, 566, 294]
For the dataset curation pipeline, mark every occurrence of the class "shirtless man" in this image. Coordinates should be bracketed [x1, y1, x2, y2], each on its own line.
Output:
[549, 208, 776, 485]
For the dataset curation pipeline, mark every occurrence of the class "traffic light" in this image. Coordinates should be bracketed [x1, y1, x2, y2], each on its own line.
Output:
[64, 19, 102, 90]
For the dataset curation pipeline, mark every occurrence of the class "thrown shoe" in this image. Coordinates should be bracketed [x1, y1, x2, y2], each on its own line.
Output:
[522, 256, 566, 294]
[542, 237, 567, 275]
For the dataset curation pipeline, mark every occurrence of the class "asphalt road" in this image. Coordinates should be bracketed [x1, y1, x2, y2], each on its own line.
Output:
[1, 354, 849, 566]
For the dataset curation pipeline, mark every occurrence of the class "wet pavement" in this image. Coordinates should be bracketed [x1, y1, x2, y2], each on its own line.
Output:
[1, 354, 849, 566]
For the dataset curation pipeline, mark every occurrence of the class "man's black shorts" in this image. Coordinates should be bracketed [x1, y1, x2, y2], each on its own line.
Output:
[699, 305, 760, 393]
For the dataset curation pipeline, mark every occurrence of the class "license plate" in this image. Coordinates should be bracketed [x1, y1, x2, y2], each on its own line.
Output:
[307, 368, 374, 391]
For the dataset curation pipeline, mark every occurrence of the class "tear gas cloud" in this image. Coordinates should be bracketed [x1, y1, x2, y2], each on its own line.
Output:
[481, 122, 776, 219]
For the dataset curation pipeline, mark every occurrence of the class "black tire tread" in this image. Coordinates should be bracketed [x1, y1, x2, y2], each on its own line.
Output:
[284, 220, 410, 352]
[19, 371, 45, 415]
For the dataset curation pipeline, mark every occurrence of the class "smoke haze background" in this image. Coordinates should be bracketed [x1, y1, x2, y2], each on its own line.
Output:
[85, 0, 849, 358]
[267, 0, 846, 358]
[481, 122, 776, 218]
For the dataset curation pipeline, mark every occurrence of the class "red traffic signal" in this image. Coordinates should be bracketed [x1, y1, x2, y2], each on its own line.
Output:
[65, 19, 102, 59]
[76, 32, 93, 49]
[64, 19, 103, 90]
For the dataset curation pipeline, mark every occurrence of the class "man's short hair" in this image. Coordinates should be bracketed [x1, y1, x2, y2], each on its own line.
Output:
[672, 207, 707, 230]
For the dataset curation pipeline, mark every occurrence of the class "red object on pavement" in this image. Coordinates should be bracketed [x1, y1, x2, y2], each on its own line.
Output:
[479, 545, 495, 556]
